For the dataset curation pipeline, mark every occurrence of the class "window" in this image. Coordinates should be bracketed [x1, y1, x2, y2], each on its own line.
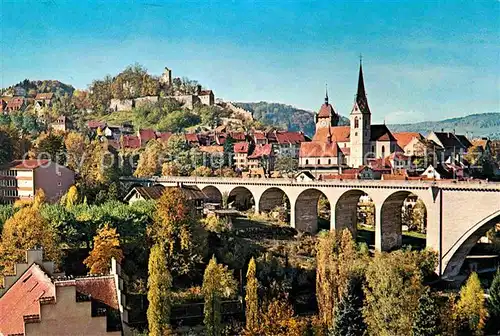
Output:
[328, 159, 331, 164]
[305, 159, 309, 165]
[317, 159, 320, 164]
[371, 145, 375, 153]
[354, 117, 359, 128]
[57, 182, 62, 187]
[381, 145, 385, 158]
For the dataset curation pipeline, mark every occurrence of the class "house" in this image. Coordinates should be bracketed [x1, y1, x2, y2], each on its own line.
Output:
[234, 142, 250, 170]
[50, 115, 72, 132]
[421, 164, 454, 180]
[427, 131, 472, 161]
[295, 171, 315, 182]
[0, 248, 129, 336]
[0, 160, 75, 203]
[34, 92, 55, 113]
[103, 125, 122, 139]
[403, 136, 442, 158]
[393, 132, 423, 152]
[185, 133, 200, 146]
[198, 89, 215, 106]
[121, 135, 141, 149]
[5, 97, 26, 112]
[299, 141, 346, 172]
[247, 144, 274, 172]
[252, 131, 268, 145]
[470, 138, 492, 155]
[274, 131, 307, 158]
[138, 129, 157, 146]
[87, 120, 107, 132]
[386, 151, 413, 171]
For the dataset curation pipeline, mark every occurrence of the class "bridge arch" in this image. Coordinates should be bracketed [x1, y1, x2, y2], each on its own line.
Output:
[379, 190, 428, 251]
[443, 210, 500, 277]
[294, 188, 331, 233]
[228, 186, 255, 211]
[202, 185, 223, 204]
[259, 187, 290, 214]
[335, 189, 374, 239]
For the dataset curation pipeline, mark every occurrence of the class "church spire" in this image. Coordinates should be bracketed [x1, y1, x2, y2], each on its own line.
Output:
[353, 56, 370, 114]
[325, 83, 329, 104]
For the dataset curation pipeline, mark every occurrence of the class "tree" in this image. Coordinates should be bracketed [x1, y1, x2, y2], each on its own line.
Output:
[61, 185, 79, 209]
[134, 139, 163, 177]
[489, 268, 500, 318]
[454, 272, 488, 335]
[330, 276, 366, 336]
[316, 229, 358, 329]
[153, 187, 207, 277]
[161, 162, 181, 176]
[64, 131, 86, 172]
[89, 76, 113, 114]
[36, 132, 65, 164]
[254, 299, 308, 336]
[411, 287, 440, 336]
[84, 223, 123, 275]
[191, 165, 212, 177]
[147, 243, 173, 336]
[223, 136, 235, 168]
[245, 257, 259, 333]
[202, 256, 238, 336]
[363, 250, 427, 336]
[274, 156, 298, 174]
[0, 129, 14, 165]
[0, 203, 61, 274]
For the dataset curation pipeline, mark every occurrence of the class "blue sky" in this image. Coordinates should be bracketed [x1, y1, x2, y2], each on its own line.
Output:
[1, 0, 498, 123]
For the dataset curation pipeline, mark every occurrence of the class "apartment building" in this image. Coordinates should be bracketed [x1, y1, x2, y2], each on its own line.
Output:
[0, 160, 75, 203]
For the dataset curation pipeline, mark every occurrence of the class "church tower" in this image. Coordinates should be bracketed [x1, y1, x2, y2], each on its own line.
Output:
[315, 86, 339, 131]
[349, 60, 372, 168]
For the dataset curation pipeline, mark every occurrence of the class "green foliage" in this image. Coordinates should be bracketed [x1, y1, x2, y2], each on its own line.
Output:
[0, 204, 15, 232]
[202, 256, 238, 336]
[147, 243, 173, 336]
[411, 288, 440, 336]
[36, 133, 66, 164]
[157, 110, 200, 132]
[0, 129, 14, 165]
[274, 156, 299, 173]
[330, 276, 366, 336]
[489, 269, 500, 318]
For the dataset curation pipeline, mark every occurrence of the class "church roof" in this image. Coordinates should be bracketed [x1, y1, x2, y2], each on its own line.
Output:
[370, 124, 396, 142]
[312, 126, 350, 142]
[318, 103, 336, 118]
[299, 141, 340, 158]
[351, 62, 371, 115]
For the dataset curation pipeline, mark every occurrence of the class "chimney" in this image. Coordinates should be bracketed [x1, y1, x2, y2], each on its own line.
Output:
[196, 85, 202, 95]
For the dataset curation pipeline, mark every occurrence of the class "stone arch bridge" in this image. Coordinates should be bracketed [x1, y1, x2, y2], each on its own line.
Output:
[121, 176, 500, 278]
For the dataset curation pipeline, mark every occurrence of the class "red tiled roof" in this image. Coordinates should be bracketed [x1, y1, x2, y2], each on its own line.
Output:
[139, 129, 156, 144]
[312, 126, 350, 143]
[323, 173, 357, 180]
[248, 144, 272, 159]
[340, 147, 350, 155]
[35, 92, 54, 100]
[6, 97, 25, 110]
[185, 133, 199, 143]
[75, 277, 119, 310]
[317, 103, 336, 118]
[156, 132, 172, 143]
[122, 135, 141, 149]
[253, 131, 266, 140]
[87, 120, 106, 129]
[299, 142, 340, 158]
[393, 132, 422, 149]
[234, 142, 249, 153]
[0, 264, 55, 336]
[8, 159, 51, 170]
[275, 131, 305, 145]
[229, 132, 246, 141]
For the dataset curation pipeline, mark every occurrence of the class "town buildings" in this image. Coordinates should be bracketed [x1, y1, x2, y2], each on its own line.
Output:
[0, 160, 75, 203]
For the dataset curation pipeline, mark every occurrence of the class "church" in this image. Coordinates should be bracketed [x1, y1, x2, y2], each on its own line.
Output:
[299, 62, 398, 173]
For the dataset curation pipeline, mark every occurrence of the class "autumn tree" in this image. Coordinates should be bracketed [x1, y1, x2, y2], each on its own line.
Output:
[60, 185, 79, 209]
[245, 257, 259, 333]
[316, 229, 359, 329]
[255, 299, 308, 336]
[411, 287, 440, 336]
[35, 132, 65, 164]
[84, 223, 123, 274]
[161, 161, 181, 176]
[489, 268, 500, 319]
[363, 250, 427, 336]
[153, 187, 207, 277]
[147, 243, 173, 336]
[134, 139, 163, 177]
[454, 272, 488, 335]
[89, 76, 113, 114]
[191, 165, 212, 177]
[64, 131, 86, 172]
[330, 276, 366, 336]
[0, 202, 60, 274]
[202, 256, 238, 336]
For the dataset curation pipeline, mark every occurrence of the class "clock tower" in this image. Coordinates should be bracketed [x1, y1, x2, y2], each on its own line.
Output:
[315, 87, 339, 131]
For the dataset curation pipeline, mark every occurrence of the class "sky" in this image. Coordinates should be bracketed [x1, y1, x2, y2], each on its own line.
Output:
[1, 0, 499, 124]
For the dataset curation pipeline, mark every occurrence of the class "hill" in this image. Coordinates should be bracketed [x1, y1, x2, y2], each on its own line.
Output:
[0, 79, 75, 98]
[389, 113, 500, 139]
[233, 101, 349, 136]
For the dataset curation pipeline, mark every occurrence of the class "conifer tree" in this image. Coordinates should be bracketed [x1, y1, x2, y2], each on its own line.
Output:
[245, 257, 259, 333]
[84, 223, 123, 274]
[330, 276, 366, 336]
[489, 268, 500, 319]
[147, 243, 173, 336]
[411, 287, 440, 336]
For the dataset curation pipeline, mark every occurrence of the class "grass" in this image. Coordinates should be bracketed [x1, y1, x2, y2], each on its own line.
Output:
[85, 111, 136, 126]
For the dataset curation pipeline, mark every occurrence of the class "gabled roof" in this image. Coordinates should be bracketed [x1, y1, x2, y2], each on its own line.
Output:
[87, 120, 106, 129]
[275, 131, 305, 145]
[430, 132, 468, 149]
[234, 142, 249, 153]
[229, 132, 246, 141]
[125, 185, 165, 201]
[122, 135, 141, 149]
[312, 126, 350, 143]
[0, 264, 55, 336]
[75, 277, 119, 310]
[248, 144, 272, 159]
[455, 134, 472, 149]
[35, 92, 54, 100]
[185, 133, 199, 143]
[253, 131, 267, 140]
[199, 90, 213, 96]
[317, 103, 336, 118]
[370, 124, 396, 142]
[6, 97, 25, 109]
[139, 129, 157, 144]
[156, 131, 172, 143]
[299, 141, 340, 158]
[393, 132, 423, 149]
[7, 159, 51, 170]
[199, 145, 224, 153]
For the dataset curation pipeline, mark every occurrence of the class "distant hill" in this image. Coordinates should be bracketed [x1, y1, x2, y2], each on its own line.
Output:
[389, 113, 500, 139]
[233, 101, 349, 136]
[1, 79, 75, 98]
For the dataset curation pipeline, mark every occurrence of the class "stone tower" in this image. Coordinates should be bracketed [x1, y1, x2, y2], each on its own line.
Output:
[315, 87, 339, 131]
[160, 67, 172, 86]
[349, 60, 372, 168]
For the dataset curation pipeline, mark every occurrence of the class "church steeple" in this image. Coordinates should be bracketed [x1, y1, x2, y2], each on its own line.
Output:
[325, 84, 329, 105]
[352, 57, 370, 115]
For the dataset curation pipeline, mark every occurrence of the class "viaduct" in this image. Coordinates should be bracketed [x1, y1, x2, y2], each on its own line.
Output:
[121, 176, 500, 278]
